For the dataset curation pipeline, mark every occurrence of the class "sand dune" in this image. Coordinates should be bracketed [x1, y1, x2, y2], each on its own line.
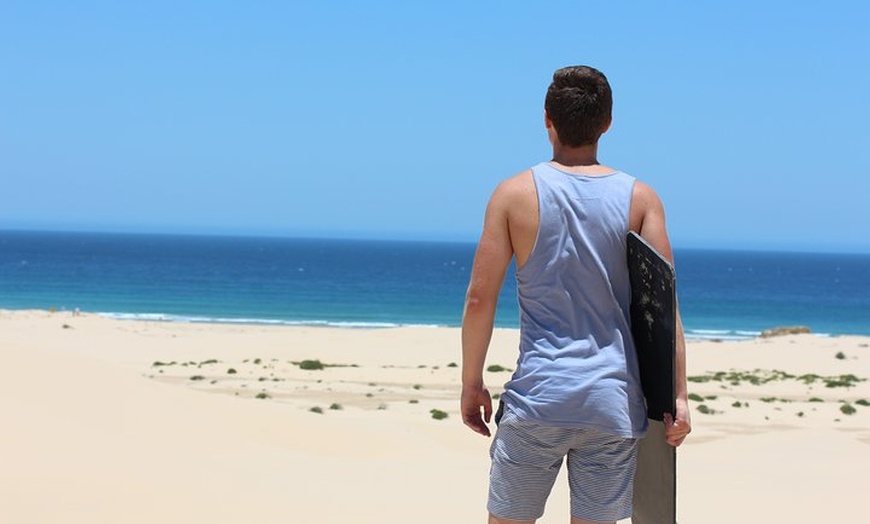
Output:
[1, 310, 867, 523]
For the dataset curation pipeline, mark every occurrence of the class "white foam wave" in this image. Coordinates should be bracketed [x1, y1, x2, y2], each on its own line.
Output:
[96, 311, 443, 329]
[684, 328, 758, 341]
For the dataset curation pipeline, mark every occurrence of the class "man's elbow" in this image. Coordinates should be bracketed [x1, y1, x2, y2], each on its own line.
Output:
[464, 289, 498, 317]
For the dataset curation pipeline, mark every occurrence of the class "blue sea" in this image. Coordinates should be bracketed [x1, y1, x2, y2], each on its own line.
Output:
[1, 230, 869, 340]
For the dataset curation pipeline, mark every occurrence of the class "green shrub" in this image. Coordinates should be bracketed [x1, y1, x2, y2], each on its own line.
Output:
[329, 403, 343, 410]
[856, 399, 870, 407]
[688, 393, 704, 402]
[430, 409, 448, 420]
[835, 352, 846, 360]
[298, 359, 325, 370]
[255, 392, 270, 400]
[487, 364, 510, 373]
[310, 406, 323, 414]
[227, 368, 237, 374]
[190, 375, 205, 381]
[825, 374, 864, 388]
[840, 403, 857, 415]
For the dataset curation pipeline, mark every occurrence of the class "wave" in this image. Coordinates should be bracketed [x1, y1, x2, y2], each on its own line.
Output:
[684, 328, 760, 341]
[96, 312, 444, 329]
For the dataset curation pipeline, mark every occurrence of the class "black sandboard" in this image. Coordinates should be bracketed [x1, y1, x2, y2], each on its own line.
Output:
[626, 231, 677, 524]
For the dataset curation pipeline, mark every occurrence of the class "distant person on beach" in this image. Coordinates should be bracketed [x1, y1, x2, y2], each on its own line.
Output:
[461, 65, 691, 524]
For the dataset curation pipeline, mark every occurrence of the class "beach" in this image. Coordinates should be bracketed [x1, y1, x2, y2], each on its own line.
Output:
[1, 309, 868, 523]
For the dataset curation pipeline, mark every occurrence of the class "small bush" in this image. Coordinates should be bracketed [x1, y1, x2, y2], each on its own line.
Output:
[190, 375, 205, 381]
[856, 399, 870, 407]
[697, 404, 715, 415]
[732, 401, 743, 408]
[487, 364, 510, 373]
[329, 403, 343, 410]
[430, 409, 448, 420]
[447, 362, 458, 368]
[409, 399, 419, 404]
[825, 374, 864, 388]
[299, 359, 325, 371]
[199, 359, 218, 366]
[688, 393, 704, 402]
[227, 368, 237, 374]
[310, 406, 323, 414]
[808, 397, 824, 403]
[255, 392, 270, 399]
[840, 403, 857, 415]
[413, 384, 423, 390]
[835, 352, 846, 360]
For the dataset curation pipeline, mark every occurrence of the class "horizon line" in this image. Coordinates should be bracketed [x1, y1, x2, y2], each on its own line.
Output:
[2, 225, 869, 256]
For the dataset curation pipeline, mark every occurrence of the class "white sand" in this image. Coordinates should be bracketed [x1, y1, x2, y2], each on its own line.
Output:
[1, 309, 868, 523]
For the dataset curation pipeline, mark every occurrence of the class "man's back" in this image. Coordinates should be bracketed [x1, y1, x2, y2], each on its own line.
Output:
[497, 162, 668, 267]
[497, 161, 623, 268]
[498, 161, 647, 436]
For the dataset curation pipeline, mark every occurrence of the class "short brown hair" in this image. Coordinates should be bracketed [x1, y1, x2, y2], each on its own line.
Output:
[544, 66, 613, 147]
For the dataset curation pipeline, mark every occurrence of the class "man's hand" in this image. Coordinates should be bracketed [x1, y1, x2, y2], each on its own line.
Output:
[461, 384, 493, 437]
[664, 397, 692, 447]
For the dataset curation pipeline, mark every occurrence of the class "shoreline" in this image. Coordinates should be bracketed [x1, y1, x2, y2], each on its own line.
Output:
[1, 309, 868, 523]
[4, 307, 862, 340]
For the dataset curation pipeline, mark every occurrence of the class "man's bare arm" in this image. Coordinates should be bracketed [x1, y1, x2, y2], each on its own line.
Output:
[461, 181, 515, 437]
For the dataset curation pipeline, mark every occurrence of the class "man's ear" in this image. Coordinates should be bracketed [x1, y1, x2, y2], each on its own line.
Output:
[601, 117, 612, 135]
[544, 111, 558, 144]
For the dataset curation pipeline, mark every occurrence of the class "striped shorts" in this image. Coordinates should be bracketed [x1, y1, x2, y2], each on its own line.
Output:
[488, 403, 639, 522]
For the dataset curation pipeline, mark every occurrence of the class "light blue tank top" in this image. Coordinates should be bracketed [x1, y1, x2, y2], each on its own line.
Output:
[501, 162, 648, 438]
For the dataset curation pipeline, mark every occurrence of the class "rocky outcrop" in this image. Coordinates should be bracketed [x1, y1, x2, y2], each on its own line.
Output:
[760, 325, 812, 338]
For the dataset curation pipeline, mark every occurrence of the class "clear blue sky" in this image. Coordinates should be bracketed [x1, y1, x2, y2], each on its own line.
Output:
[2, 1, 868, 252]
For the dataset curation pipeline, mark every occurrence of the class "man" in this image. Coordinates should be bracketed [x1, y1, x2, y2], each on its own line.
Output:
[461, 65, 691, 524]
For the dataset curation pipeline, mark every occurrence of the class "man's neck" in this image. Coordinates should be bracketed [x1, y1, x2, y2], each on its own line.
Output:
[551, 143, 599, 167]
[550, 143, 614, 174]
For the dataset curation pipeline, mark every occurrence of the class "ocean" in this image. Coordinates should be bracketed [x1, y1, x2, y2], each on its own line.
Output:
[1, 230, 869, 340]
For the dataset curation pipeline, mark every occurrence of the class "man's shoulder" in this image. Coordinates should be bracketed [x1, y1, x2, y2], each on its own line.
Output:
[631, 179, 662, 204]
[492, 168, 535, 200]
